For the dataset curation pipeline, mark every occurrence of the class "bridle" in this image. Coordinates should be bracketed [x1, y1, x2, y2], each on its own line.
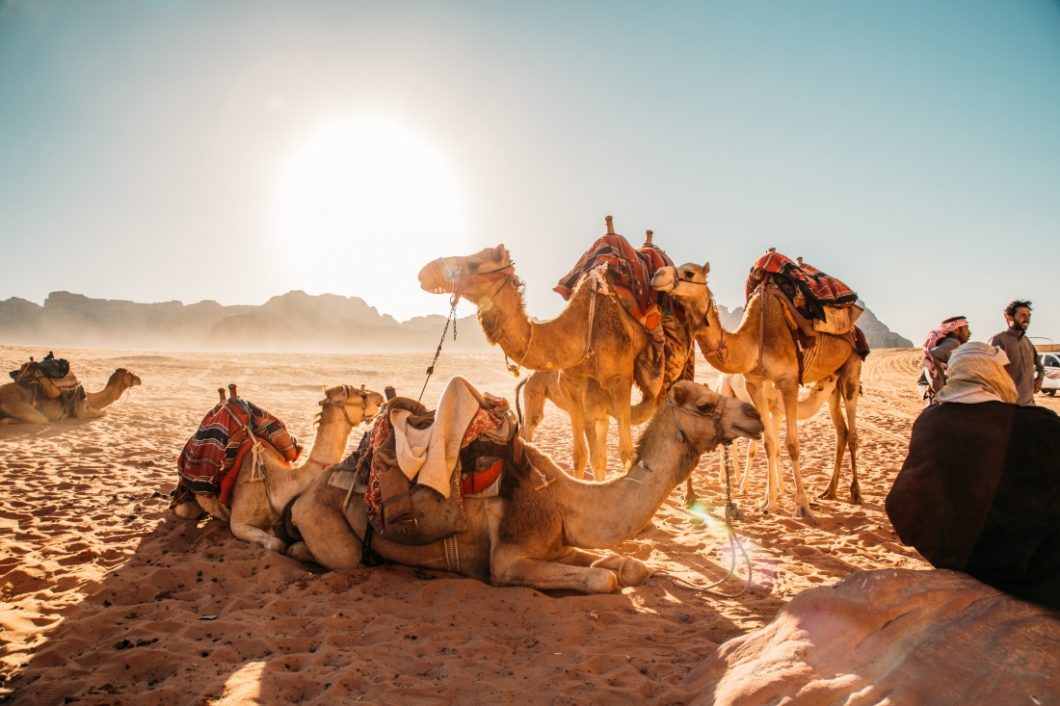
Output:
[451, 263, 517, 302]
[666, 393, 730, 455]
[319, 384, 375, 429]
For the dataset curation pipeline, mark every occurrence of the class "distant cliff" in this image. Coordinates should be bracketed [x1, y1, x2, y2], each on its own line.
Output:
[0, 290, 912, 352]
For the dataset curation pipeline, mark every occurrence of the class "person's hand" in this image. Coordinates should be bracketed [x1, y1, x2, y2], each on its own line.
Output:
[1034, 377, 1043, 393]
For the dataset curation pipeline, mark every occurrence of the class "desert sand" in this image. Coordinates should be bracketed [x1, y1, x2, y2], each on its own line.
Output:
[2, 344, 1057, 704]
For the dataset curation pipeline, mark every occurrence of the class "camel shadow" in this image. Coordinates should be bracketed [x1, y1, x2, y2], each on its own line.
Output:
[4, 494, 755, 704]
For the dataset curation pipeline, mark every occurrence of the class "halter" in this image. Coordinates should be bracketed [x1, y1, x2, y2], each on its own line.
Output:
[450, 263, 517, 301]
[666, 393, 729, 455]
[318, 384, 374, 428]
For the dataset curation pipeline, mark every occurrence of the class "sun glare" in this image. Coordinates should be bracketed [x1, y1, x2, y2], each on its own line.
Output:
[271, 114, 469, 320]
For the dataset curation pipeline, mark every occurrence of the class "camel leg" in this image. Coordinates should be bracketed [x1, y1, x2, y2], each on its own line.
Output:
[777, 379, 814, 521]
[561, 375, 590, 479]
[603, 376, 635, 471]
[842, 376, 861, 504]
[745, 382, 783, 515]
[3, 402, 49, 424]
[490, 544, 619, 593]
[587, 416, 609, 482]
[230, 519, 285, 553]
[290, 493, 364, 570]
[818, 388, 846, 501]
[172, 501, 204, 520]
[739, 439, 757, 495]
[556, 547, 652, 586]
[685, 477, 698, 507]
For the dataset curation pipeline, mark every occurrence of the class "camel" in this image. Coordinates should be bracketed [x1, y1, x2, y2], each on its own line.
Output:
[172, 384, 384, 552]
[419, 237, 656, 481]
[653, 262, 863, 518]
[0, 367, 142, 425]
[515, 371, 610, 465]
[712, 373, 837, 498]
[285, 380, 764, 593]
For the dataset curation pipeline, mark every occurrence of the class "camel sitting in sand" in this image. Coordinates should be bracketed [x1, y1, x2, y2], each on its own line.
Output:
[0, 367, 142, 425]
[419, 239, 656, 481]
[172, 384, 384, 553]
[713, 373, 837, 498]
[285, 381, 763, 594]
[654, 263, 864, 518]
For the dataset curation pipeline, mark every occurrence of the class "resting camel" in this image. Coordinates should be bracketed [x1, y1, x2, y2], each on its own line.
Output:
[172, 384, 384, 552]
[419, 238, 655, 481]
[286, 381, 763, 593]
[653, 263, 863, 518]
[713, 372, 837, 497]
[0, 367, 142, 425]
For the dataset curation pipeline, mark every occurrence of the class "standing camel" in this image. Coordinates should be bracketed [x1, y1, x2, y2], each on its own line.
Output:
[418, 243, 653, 481]
[653, 263, 863, 518]
[0, 367, 142, 424]
[172, 384, 384, 552]
[286, 381, 764, 593]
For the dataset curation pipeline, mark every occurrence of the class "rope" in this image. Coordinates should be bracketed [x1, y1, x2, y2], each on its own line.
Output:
[419, 296, 458, 401]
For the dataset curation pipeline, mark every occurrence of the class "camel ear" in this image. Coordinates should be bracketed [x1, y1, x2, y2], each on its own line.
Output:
[493, 244, 506, 262]
[703, 262, 710, 275]
[670, 382, 689, 407]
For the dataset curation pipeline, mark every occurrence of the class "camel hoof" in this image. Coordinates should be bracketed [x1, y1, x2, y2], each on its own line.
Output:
[172, 502, 203, 521]
[617, 558, 652, 586]
[286, 542, 315, 563]
[817, 488, 838, 501]
[587, 571, 620, 594]
[263, 537, 287, 553]
[848, 492, 863, 505]
[794, 506, 818, 525]
[759, 501, 784, 515]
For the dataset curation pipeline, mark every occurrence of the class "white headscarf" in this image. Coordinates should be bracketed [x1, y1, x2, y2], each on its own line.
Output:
[935, 341, 1018, 404]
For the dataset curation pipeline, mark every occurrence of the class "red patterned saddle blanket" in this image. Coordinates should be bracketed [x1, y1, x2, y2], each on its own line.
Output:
[553, 233, 676, 330]
[177, 398, 301, 506]
[745, 250, 858, 316]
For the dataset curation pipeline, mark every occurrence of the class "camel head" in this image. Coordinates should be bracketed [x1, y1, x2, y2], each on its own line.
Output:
[418, 244, 514, 301]
[318, 384, 385, 428]
[665, 380, 763, 453]
[109, 368, 142, 390]
[651, 262, 711, 303]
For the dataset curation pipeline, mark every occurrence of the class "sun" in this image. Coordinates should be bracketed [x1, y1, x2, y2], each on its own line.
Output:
[271, 114, 470, 321]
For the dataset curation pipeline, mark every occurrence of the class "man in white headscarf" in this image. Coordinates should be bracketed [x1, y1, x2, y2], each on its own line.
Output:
[887, 341, 1060, 609]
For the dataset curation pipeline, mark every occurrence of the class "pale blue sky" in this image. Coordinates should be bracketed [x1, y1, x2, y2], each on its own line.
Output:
[2, 1, 1059, 345]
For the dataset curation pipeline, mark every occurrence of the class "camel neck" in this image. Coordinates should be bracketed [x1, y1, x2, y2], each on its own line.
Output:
[476, 275, 601, 372]
[85, 381, 125, 409]
[694, 289, 766, 374]
[557, 413, 701, 548]
[298, 408, 354, 472]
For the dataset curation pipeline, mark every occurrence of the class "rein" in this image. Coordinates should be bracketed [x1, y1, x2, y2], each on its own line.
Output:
[420, 296, 459, 401]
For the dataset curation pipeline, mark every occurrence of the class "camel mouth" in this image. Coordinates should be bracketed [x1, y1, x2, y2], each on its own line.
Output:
[418, 259, 456, 294]
[651, 268, 676, 292]
[731, 424, 763, 441]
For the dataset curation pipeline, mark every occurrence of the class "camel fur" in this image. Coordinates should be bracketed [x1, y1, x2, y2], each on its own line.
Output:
[286, 380, 763, 593]
[653, 262, 863, 519]
[419, 239, 659, 482]
[172, 384, 384, 553]
[0, 367, 142, 425]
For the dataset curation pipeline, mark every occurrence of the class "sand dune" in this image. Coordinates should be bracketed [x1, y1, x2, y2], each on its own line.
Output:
[2, 344, 1056, 703]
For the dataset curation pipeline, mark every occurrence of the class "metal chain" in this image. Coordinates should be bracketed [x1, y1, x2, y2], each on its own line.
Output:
[419, 296, 458, 401]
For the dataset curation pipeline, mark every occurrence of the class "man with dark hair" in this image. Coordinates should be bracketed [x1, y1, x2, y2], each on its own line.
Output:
[918, 315, 971, 404]
[988, 300, 1044, 405]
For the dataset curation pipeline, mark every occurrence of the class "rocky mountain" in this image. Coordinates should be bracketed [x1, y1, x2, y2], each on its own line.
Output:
[0, 290, 912, 352]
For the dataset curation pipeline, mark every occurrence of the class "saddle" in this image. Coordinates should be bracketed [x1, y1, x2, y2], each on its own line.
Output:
[328, 379, 517, 546]
[9, 353, 85, 416]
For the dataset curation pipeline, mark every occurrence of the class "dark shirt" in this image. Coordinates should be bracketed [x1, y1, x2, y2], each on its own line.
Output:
[886, 401, 1060, 608]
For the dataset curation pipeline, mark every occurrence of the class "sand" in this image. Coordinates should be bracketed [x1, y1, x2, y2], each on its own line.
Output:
[2, 344, 1057, 704]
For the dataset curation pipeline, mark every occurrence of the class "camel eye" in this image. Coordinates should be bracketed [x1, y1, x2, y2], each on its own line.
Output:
[696, 402, 714, 415]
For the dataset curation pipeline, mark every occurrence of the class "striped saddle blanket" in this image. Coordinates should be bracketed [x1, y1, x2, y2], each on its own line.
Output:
[177, 398, 301, 506]
[553, 233, 676, 330]
[745, 250, 858, 319]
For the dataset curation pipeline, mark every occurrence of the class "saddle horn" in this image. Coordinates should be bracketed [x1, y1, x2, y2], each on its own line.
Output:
[644, 229, 653, 246]
[605, 215, 614, 235]
[217, 387, 226, 404]
[228, 383, 238, 400]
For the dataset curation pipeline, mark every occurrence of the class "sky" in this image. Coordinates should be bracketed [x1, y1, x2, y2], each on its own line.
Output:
[2, 0, 1059, 345]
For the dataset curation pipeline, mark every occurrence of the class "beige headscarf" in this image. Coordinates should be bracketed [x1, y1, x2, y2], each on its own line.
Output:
[935, 341, 1018, 404]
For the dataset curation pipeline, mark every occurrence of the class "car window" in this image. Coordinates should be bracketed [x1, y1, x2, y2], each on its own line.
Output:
[1044, 354, 1060, 368]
